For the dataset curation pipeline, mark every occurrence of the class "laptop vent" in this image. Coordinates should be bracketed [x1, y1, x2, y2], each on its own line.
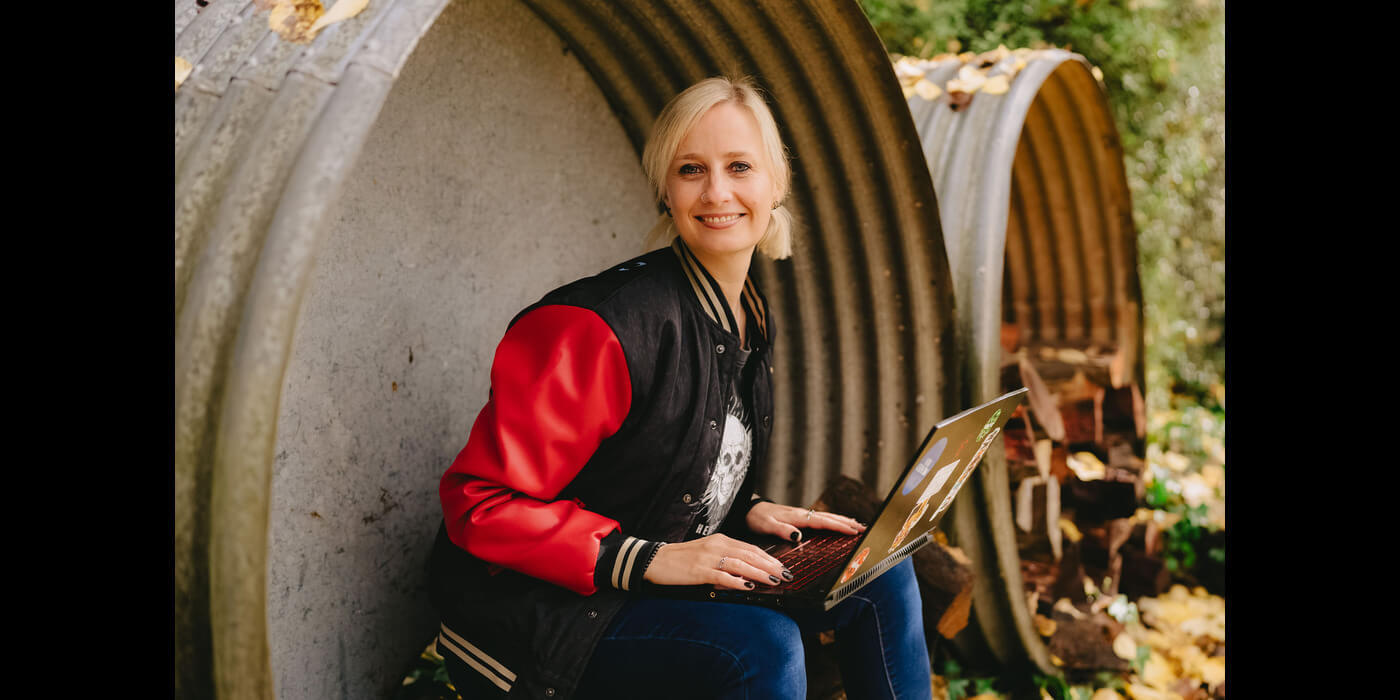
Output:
[827, 533, 931, 604]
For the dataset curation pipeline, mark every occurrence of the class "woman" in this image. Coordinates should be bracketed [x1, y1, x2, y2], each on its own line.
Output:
[428, 76, 932, 699]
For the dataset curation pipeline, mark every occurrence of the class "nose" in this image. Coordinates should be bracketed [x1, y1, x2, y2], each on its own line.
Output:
[703, 172, 732, 204]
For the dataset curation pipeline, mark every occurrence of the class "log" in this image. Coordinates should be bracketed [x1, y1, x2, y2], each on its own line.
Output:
[1117, 546, 1171, 599]
[1047, 610, 1130, 672]
[1060, 478, 1138, 523]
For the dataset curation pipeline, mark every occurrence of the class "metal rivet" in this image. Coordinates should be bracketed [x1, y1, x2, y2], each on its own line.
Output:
[709, 419, 718, 430]
[587, 610, 598, 619]
[762, 415, 771, 428]
[546, 689, 556, 697]
[716, 344, 725, 354]
[682, 493, 692, 504]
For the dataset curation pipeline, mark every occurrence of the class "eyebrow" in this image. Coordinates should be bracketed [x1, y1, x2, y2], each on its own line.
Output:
[674, 151, 754, 161]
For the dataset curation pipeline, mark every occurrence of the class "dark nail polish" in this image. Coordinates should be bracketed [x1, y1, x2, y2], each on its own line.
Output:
[745, 581, 755, 589]
[769, 575, 780, 584]
[790, 531, 801, 543]
[782, 570, 794, 581]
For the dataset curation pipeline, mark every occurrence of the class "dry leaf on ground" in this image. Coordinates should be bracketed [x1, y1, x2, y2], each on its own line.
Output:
[982, 74, 1010, 95]
[1092, 690, 1125, 700]
[1112, 631, 1138, 660]
[914, 78, 943, 101]
[268, 0, 325, 43]
[310, 0, 369, 33]
[175, 56, 193, 90]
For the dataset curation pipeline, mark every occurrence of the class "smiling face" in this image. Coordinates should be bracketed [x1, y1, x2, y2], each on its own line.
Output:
[663, 102, 780, 266]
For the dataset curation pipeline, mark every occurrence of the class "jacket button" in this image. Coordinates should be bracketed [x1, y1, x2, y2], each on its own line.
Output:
[762, 415, 771, 428]
[587, 610, 598, 619]
[546, 689, 556, 696]
[709, 419, 718, 430]
[682, 492, 693, 504]
[716, 343, 725, 354]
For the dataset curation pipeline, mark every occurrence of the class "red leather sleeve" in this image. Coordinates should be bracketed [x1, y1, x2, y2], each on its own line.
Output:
[439, 305, 632, 595]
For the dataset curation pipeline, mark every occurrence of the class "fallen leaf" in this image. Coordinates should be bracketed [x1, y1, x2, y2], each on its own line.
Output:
[1196, 656, 1225, 688]
[1112, 632, 1138, 660]
[976, 44, 1010, 68]
[1139, 651, 1176, 690]
[956, 63, 988, 90]
[914, 78, 943, 101]
[902, 84, 916, 99]
[309, 0, 369, 33]
[1067, 451, 1106, 481]
[1050, 654, 1065, 667]
[1058, 517, 1082, 542]
[1092, 66, 1105, 83]
[175, 56, 193, 90]
[1124, 685, 1180, 700]
[1053, 597, 1085, 619]
[1092, 690, 1125, 700]
[946, 89, 973, 111]
[268, 0, 325, 44]
[982, 74, 1010, 95]
[1033, 613, 1057, 637]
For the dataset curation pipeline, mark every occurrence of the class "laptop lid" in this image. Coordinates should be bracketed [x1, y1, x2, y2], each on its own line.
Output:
[817, 388, 1028, 607]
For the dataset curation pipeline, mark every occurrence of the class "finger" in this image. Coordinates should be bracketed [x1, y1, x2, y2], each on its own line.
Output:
[712, 569, 755, 591]
[757, 516, 804, 544]
[729, 558, 785, 587]
[732, 545, 791, 581]
[808, 512, 864, 535]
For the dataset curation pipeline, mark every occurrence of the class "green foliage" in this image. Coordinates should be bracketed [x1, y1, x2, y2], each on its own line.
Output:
[857, 0, 1226, 422]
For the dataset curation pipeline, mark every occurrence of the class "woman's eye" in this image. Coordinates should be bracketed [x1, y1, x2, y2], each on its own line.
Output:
[678, 163, 702, 175]
[730, 162, 752, 173]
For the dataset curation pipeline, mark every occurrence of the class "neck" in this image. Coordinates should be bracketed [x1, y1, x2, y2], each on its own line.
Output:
[690, 246, 752, 344]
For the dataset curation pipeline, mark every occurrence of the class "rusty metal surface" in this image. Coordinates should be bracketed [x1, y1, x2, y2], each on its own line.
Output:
[902, 49, 1144, 675]
[174, 1, 954, 697]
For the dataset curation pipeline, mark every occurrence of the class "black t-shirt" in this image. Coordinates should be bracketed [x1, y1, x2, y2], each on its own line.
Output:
[694, 322, 759, 537]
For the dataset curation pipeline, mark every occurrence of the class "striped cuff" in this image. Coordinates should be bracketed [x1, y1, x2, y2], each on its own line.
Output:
[594, 530, 662, 592]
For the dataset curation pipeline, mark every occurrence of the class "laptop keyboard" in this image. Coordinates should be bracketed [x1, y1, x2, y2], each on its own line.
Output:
[771, 532, 860, 591]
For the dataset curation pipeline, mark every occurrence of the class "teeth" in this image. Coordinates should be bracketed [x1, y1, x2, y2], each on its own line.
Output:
[700, 214, 742, 224]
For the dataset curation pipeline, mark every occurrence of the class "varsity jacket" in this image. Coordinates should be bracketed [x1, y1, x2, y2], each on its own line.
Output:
[428, 237, 777, 699]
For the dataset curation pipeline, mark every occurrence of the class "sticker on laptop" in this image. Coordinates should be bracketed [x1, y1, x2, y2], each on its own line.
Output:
[890, 460, 960, 552]
[976, 409, 1002, 442]
[929, 427, 1001, 523]
[838, 546, 871, 585]
[900, 437, 948, 495]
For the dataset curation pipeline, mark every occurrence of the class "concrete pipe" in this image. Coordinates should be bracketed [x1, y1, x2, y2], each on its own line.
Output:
[900, 49, 1145, 675]
[174, 1, 956, 697]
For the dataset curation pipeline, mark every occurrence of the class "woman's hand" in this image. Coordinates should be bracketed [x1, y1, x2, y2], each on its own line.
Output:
[746, 501, 866, 543]
[642, 534, 793, 590]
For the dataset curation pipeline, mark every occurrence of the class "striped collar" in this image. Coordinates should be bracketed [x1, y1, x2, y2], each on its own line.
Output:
[670, 237, 769, 343]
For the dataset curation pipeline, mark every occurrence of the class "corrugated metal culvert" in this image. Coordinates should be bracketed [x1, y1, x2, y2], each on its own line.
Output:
[896, 48, 1145, 675]
[174, 1, 956, 697]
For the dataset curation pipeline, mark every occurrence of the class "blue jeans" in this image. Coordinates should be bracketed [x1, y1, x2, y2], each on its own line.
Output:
[575, 558, 932, 699]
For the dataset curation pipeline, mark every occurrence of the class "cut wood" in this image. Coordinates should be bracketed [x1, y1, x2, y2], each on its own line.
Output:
[1061, 478, 1138, 523]
[1018, 354, 1066, 441]
[1047, 610, 1131, 672]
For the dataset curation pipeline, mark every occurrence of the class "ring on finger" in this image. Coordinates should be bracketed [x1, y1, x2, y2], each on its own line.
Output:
[718, 555, 729, 571]
[805, 509, 814, 521]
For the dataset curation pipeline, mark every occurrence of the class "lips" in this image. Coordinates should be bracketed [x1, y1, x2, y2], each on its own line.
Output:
[695, 213, 745, 225]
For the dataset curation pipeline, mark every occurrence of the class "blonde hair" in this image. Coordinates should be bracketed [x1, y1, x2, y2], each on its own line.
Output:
[641, 76, 794, 260]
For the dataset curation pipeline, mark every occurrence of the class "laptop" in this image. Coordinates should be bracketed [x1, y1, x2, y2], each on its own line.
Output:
[667, 388, 1027, 611]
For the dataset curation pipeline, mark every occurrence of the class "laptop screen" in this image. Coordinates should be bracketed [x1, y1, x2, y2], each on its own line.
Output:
[828, 389, 1028, 589]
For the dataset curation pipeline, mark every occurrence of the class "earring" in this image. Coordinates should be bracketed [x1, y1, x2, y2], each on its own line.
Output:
[772, 200, 781, 210]
[663, 203, 671, 216]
